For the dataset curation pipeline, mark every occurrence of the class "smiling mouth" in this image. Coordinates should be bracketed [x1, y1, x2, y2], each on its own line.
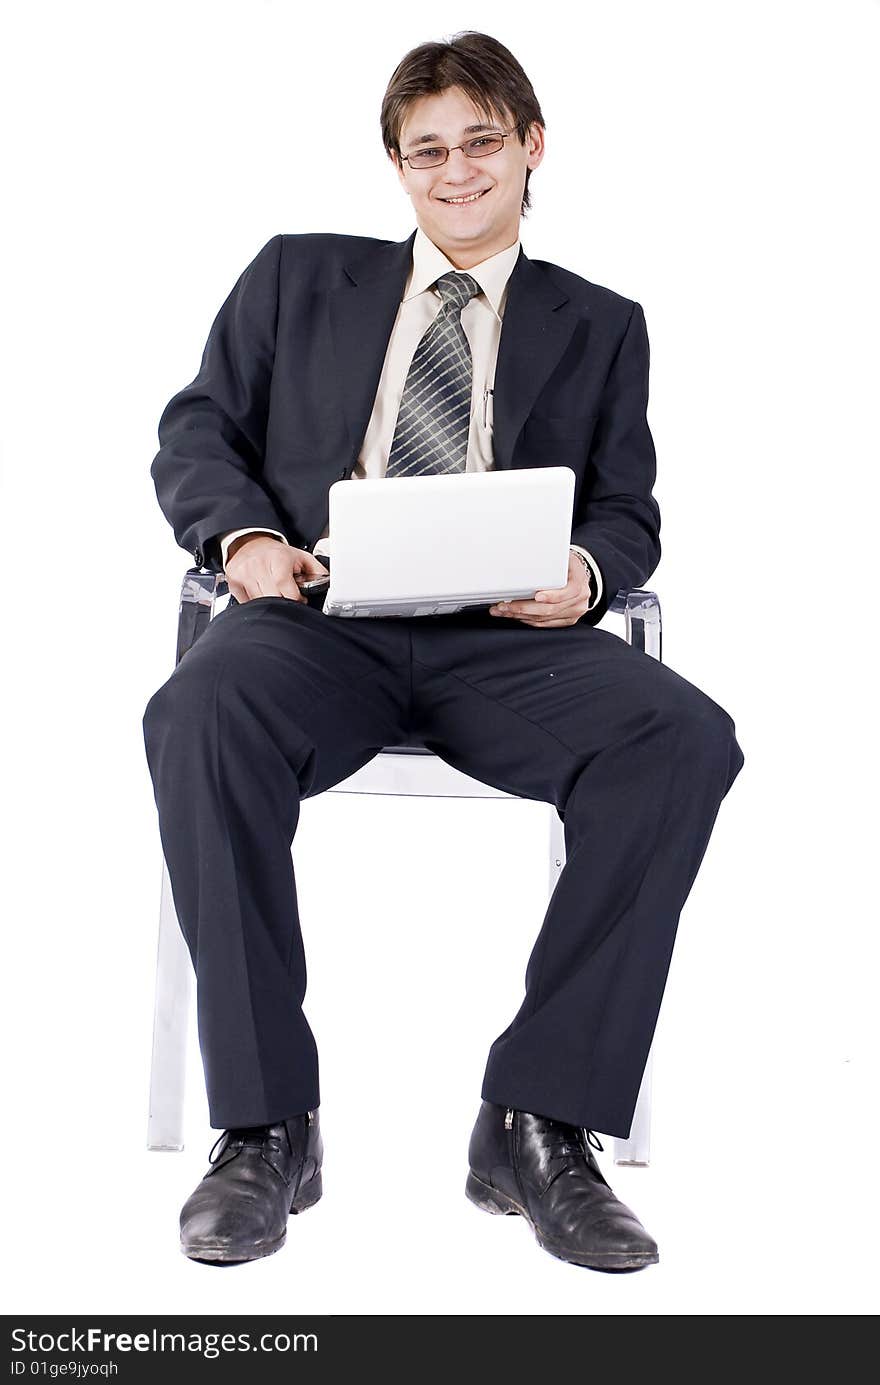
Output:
[438, 188, 492, 205]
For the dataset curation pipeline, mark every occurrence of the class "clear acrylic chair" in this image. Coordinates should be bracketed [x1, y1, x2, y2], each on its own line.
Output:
[147, 573, 662, 1167]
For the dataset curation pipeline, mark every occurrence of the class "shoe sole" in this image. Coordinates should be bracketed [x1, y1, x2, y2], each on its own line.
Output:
[465, 1170, 659, 1272]
[181, 1173, 323, 1265]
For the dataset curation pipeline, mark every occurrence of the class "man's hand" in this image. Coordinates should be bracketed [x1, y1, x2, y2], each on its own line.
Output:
[489, 551, 592, 628]
[225, 534, 329, 604]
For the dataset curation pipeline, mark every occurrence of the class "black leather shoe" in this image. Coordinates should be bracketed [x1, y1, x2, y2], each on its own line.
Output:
[180, 1110, 323, 1263]
[466, 1101, 658, 1271]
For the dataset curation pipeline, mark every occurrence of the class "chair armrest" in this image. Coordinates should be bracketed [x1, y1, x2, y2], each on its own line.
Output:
[608, 588, 662, 661]
[175, 568, 229, 666]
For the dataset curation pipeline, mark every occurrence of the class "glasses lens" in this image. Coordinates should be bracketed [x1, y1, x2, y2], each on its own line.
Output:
[409, 148, 446, 167]
[466, 135, 504, 157]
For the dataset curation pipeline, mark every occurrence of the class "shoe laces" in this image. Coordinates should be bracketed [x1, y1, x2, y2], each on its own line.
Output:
[208, 1124, 281, 1164]
[543, 1124, 604, 1187]
[544, 1123, 604, 1158]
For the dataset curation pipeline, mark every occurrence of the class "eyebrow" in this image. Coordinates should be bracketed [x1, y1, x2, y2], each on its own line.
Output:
[404, 122, 502, 150]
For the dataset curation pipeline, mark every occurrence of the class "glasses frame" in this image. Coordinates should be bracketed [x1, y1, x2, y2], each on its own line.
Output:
[400, 128, 518, 170]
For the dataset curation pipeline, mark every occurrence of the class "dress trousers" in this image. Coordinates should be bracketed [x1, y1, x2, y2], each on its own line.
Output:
[142, 591, 745, 1137]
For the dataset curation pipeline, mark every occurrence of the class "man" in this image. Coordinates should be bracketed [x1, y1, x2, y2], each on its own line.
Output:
[143, 31, 744, 1271]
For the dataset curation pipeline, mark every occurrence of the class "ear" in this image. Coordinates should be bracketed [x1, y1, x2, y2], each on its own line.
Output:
[526, 122, 546, 171]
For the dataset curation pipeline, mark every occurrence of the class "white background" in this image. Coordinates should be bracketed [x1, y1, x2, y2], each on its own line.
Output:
[2, 0, 878, 1317]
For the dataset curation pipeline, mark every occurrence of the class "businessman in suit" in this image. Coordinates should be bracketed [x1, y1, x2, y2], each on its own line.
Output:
[142, 32, 744, 1270]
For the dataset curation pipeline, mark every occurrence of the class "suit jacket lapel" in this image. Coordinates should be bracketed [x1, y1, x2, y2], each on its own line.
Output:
[327, 229, 579, 471]
[328, 231, 416, 465]
[491, 247, 577, 470]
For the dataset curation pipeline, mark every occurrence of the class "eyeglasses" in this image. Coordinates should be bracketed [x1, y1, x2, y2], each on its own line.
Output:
[401, 129, 517, 169]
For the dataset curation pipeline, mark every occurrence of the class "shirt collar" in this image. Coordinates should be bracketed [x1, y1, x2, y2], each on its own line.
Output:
[402, 225, 521, 322]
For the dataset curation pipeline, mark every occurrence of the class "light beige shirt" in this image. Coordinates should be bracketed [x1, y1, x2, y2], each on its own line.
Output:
[220, 226, 602, 609]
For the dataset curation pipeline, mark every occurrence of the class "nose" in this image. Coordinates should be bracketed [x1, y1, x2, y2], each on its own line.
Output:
[441, 145, 484, 184]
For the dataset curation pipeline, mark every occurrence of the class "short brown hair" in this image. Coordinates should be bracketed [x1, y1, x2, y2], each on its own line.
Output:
[381, 31, 545, 218]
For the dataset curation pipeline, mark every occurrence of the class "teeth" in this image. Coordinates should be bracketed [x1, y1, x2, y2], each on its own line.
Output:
[443, 189, 487, 204]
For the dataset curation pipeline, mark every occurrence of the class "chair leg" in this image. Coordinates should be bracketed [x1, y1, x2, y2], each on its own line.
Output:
[146, 569, 221, 1150]
[547, 807, 653, 1166]
[147, 858, 191, 1151]
[549, 805, 566, 897]
[613, 1049, 652, 1166]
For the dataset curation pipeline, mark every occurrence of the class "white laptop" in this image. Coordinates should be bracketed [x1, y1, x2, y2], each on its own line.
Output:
[320, 466, 576, 618]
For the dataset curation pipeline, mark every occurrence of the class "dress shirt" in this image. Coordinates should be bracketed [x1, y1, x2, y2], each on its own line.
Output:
[219, 226, 603, 611]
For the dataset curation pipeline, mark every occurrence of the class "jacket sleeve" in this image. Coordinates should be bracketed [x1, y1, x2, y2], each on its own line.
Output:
[570, 301, 661, 626]
[150, 234, 289, 572]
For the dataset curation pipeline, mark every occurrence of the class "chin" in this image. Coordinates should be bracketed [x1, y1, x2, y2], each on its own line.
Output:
[426, 209, 494, 231]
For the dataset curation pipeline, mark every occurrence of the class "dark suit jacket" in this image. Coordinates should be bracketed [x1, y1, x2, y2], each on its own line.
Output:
[151, 228, 661, 626]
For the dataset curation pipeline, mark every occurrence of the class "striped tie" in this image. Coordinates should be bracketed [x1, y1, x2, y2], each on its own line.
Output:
[386, 271, 481, 477]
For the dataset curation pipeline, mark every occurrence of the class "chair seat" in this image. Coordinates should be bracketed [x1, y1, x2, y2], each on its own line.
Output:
[333, 747, 518, 799]
[379, 745, 434, 755]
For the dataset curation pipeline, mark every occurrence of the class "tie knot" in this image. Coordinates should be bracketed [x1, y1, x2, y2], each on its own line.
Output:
[435, 271, 481, 312]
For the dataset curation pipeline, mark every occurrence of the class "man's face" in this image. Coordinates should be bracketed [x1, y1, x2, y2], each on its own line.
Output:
[391, 86, 544, 268]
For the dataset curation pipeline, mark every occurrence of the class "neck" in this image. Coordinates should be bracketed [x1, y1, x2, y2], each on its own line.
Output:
[421, 227, 518, 271]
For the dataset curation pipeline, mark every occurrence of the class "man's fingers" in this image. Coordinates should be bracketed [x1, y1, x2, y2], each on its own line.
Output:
[276, 577, 308, 602]
[226, 541, 328, 604]
[283, 560, 330, 602]
[491, 582, 586, 625]
[494, 591, 574, 617]
[229, 582, 302, 604]
[496, 567, 588, 621]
